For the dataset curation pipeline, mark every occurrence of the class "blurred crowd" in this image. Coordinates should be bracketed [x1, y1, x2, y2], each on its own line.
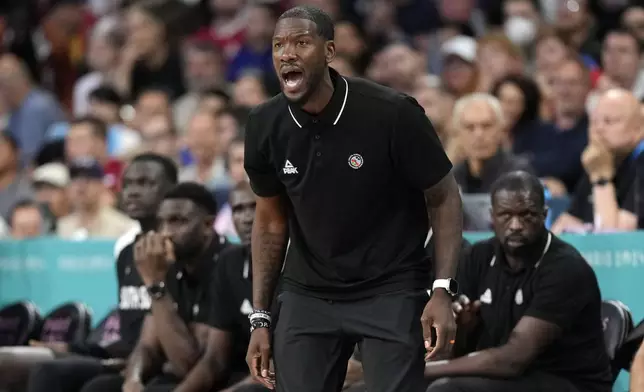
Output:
[1, 0, 644, 241]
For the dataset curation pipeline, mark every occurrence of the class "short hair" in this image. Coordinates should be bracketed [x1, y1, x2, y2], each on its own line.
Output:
[130, 153, 178, 184]
[89, 85, 123, 106]
[278, 6, 335, 41]
[201, 88, 231, 105]
[69, 117, 108, 140]
[605, 27, 642, 53]
[451, 93, 505, 129]
[490, 171, 546, 209]
[163, 182, 218, 215]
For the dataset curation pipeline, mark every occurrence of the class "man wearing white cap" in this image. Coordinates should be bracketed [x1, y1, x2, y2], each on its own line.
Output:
[32, 162, 71, 224]
[440, 35, 478, 97]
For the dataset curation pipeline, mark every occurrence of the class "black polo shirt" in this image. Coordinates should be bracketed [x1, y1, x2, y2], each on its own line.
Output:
[244, 67, 452, 299]
[567, 156, 636, 224]
[163, 235, 228, 325]
[460, 233, 612, 392]
[209, 245, 253, 373]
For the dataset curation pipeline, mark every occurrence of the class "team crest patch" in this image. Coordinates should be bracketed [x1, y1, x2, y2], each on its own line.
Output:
[348, 154, 364, 169]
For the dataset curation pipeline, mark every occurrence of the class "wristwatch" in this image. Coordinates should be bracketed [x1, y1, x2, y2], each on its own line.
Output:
[591, 177, 611, 187]
[432, 278, 459, 296]
[147, 282, 166, 300]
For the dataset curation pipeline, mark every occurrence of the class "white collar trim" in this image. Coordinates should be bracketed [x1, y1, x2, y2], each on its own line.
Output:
[288, 77, 349, 128]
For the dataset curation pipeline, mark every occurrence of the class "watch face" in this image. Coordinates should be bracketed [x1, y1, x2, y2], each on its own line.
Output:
[449, 279, 459, 294]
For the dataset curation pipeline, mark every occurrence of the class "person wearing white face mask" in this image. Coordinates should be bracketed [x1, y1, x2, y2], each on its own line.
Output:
[502, 0, 541, 68]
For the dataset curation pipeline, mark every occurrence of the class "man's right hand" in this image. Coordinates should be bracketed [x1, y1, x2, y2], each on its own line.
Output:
[122, 378, 143, 392]
[452, 295, 481, 331]
[246, 328, 275, 390]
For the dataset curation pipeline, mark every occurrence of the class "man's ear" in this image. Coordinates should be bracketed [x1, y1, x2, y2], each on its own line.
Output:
[325, 40, 336, 64]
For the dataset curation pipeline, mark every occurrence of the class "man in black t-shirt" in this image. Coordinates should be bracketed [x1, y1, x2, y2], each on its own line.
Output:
[80, 183, 230, 392]
[244, 6, 463, 392]
[23, 153, 178, 392]
[425, 171, 612, 392]
[209, 182, 272, 392]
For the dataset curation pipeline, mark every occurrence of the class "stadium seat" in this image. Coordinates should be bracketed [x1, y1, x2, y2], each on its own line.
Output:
[601, 300, 634, 380]
[614, 318, 644, 372]
[84, 308, 119, 348]
[38, 302, 92, 343]
[0, 302, 42, 347]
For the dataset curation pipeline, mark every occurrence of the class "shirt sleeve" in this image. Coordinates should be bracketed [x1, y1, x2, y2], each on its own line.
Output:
[244, 108, 284, 197]
[208, 259, 237, 331]
[524, 255, 596, 331]
[566, 176, 589, 220]
[391, 95, 453, 191]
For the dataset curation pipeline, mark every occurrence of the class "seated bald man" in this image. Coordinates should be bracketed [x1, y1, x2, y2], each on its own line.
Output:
[553, 88, 643, 233]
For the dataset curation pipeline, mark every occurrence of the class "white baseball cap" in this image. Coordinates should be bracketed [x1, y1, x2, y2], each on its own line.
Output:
[441, 35, 478, 63]
[32, 163, 70, 188]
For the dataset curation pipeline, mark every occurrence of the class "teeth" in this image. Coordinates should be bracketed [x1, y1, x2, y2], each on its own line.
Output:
[286, 79, 298, 87]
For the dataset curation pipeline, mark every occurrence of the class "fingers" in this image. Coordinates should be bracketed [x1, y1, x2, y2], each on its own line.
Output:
[420, 315, 434, 350]
[164, 237, 175, 263]
[472, 300, 482, 311]
[249, 354, 262, 381]
[458, 295, 470, 306]
[451, 301, 462, 314]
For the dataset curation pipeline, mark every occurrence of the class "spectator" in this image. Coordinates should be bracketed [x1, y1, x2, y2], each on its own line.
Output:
[173, 39, 225, 134]
[492, 75, 543, 140]
[64, 117, 124, 196]
[81, 183, 230, 392]
[215, 136, 246, 241]
[532, 57, 590, 193]
[47, 86, 141, 158]
[412, 75, 460, 162]
[138, 115, 179, 163]
[0, 131, 33, 221]
[215, 106, 245, 157]
[114, 0, 185, 101]
[329, 55, 357, 77]
[9, 200, 46, 239]
[232, 72, 269, 108]
[476, 33, 524, 93]
[31, 162, 71, 224]
[0, 54, 66, 165]
[193, 0, 248, 60]
[57, 158, 136, 239]
[333, 20, 368, 74]
[622, 5, 644, 45]
[179, 110, 230, 191]
[87, 86, 141, 157]
[425, 171, 612, 392]
[196, 88, 231, 119]
[227, 3, 277, 82]
[553, 89, 641, 233]
[72, 16, 125, 117]
[128, 87, 171, 132]
[367, 42, 424, 95]
[502, 0, 541, 50]
[554, 0, 601, 62]
[600, 28, 644, 100]
[440, 36, 479, 98]
[451, 93, 532, 194]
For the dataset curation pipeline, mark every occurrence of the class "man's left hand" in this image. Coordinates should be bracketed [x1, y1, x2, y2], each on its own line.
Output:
[29, 340, 69, 353]
[421, 289, 457, 361]
[134, 231, 174, 286]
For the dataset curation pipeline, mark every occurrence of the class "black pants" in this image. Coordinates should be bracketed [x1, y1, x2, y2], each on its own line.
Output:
[273, 290, 427, 392]
[425, 372, 581, 392]
[27, 356, 108, 392]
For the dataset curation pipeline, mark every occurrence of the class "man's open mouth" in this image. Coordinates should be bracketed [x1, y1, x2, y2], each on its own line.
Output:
[281, 69, 304, 90]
